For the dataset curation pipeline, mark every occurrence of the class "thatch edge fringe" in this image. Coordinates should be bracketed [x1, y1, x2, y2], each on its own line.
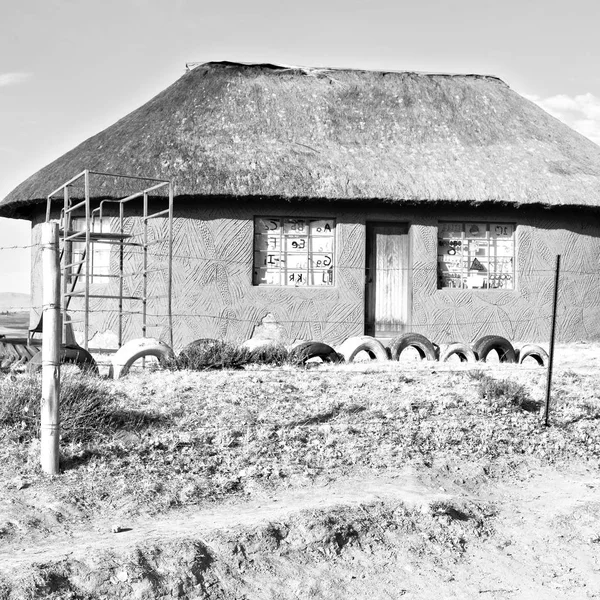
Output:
[10, 194, 600, 221]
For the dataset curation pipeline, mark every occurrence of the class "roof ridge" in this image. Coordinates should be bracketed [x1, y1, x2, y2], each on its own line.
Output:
[185, 60, 507, 85]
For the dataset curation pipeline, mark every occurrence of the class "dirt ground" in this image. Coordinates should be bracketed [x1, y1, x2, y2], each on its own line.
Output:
[0, 343, 599, 598]
[1, 460, 599, 598]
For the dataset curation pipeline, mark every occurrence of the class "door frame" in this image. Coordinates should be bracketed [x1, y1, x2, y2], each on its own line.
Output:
[364, 221, 412, 337]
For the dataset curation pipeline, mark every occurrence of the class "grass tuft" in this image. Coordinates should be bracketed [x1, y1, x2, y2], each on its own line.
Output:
[248, 344, 289, 366]
[0, 371, 160, 444]
[476, 374, 540, 413]
[175, 340, 251, 370]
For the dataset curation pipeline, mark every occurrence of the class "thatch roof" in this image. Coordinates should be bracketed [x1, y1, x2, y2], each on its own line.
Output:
[2, 61, 600, 218]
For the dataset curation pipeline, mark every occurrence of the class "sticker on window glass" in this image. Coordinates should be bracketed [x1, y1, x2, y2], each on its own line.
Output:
[261, 252, 283, 268]
[465, 223, 487, 238]
[254, 235, 279, 252]
[287, 272, 308, 285]
[438, 223, 463, 240]
[283, 219, 307, 234]
[469, 258, 487, 272]
[310, 270, 333, 286]
[257, 218, 281, 233]
[491, 224, 513, 238]
[439, 239, 463, 255]
[310, 219, 334, 235]
[310, 254, 333, 269]
[284, 236, 308, 252]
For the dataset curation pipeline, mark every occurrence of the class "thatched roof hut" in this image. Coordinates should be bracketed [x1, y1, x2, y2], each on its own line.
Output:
[2, 61, 600, 218]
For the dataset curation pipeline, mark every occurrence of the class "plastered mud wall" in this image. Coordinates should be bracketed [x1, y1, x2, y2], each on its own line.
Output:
[30, 201, 600, 350]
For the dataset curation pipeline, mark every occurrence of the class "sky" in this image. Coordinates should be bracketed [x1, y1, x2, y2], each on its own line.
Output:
[1, 0, 599, 295]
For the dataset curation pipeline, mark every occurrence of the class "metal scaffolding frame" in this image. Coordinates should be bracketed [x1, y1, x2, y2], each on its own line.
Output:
[45, 169, 174, 351]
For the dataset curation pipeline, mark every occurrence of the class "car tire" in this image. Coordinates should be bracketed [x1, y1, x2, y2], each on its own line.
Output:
[472, 335, 516, 363]
[389, 333, 437, 361]
[110, 338, 175, 379]
[289, 341, 342, 365]
[517, 344, 549, 367]
[439, 342, 478, 363]
[27, 345, 99, 375]
[336, 336, 388, 362]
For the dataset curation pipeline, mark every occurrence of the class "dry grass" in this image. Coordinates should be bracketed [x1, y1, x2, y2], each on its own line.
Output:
[471, 372, 540, 413]
[1, 358, 599, 528]
[1, 349, 600, 600]
[174, 340, 290, 370]
[0, 370, 162, 445]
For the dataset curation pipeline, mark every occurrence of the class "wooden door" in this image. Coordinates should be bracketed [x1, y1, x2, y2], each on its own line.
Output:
[365, 222, 410, 337]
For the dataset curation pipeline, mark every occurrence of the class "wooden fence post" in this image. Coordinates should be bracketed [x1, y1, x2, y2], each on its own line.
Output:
[41, 222, 61, 475]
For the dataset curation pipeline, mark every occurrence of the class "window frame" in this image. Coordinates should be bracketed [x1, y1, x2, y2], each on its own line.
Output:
[437, 220, 516, 290]
[252, 216, 336, 287]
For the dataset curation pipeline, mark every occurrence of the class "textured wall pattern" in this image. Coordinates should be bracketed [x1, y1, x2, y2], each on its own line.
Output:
[30, 202, 600, 350]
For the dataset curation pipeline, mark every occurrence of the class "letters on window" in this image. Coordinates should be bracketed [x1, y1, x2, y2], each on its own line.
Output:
[253, 217, 335, 286]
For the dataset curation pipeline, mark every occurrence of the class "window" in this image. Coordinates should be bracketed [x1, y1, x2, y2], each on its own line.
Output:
[253, 217, 335, 286]
[437, 221, 515, 289]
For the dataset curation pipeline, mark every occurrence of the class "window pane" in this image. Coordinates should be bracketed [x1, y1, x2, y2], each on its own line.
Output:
[286, 271, 308, 286]
[287, 254, 308, 270]
[310, 219, 335, 235]
[309, 269, 334, 286]
[490, 223, 513, 239]
[256, 218, 282, 234]
[254, 268, 281, 286]
[284, 235, 308, 253]
[464, 222, 487, 239]
[439, 222, 463, 239]
[283, 218, 308, 234]
[254, 234, 280, 252]
[311, 236, 334, 253]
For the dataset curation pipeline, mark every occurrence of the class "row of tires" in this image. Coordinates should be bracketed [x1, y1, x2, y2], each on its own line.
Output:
[288, 333, 549, 367]
[8, 333, 547, 379]
[108, 333, 548, 379]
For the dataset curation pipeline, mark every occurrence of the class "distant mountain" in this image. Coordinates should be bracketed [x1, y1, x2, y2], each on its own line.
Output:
[0, 292, 30, 312]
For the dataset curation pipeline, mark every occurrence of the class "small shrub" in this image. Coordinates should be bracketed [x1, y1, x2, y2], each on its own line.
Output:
[176, 340, 251, 370]
[176, 340, 291, 369]
[477, 374, 539, 413]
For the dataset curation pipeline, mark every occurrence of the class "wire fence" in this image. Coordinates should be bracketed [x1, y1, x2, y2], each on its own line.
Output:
[4, 242, 600, 275]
